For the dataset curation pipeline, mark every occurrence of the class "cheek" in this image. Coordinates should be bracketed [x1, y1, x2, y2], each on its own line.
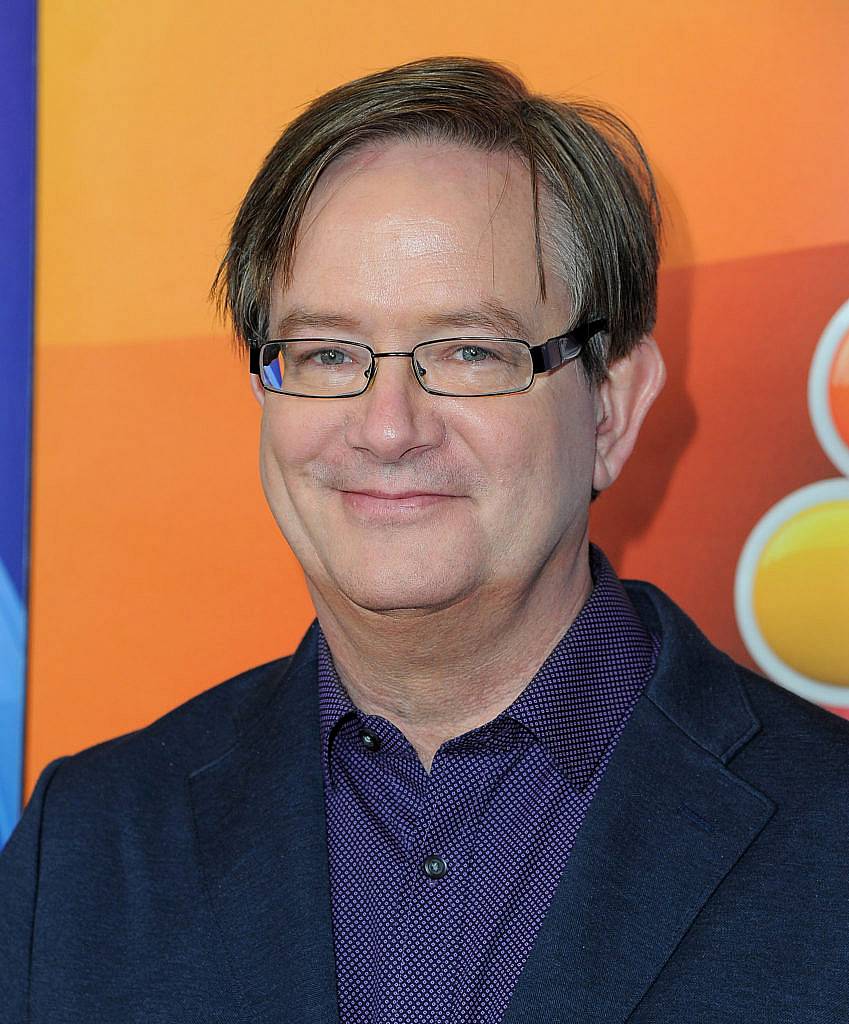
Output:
[470, 387, 596, 503]
[260, 400, 343, 479]
[257, 403, 352, 534]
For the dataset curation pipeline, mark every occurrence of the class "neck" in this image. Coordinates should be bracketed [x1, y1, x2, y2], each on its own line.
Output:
[309, 538, 593, 771]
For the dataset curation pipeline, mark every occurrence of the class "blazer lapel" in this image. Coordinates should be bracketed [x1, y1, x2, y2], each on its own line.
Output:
[189, 624, 339, 1023]
[503, 584, 776, 1024]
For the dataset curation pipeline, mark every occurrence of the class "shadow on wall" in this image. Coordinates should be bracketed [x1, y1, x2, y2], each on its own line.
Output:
[591, 172, 698, 568]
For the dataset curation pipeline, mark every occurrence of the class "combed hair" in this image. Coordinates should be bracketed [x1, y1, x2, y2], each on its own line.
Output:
[212, 57, 661, 383]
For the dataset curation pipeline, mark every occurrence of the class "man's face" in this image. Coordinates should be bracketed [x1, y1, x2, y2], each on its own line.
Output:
[257, 141, 600, 615]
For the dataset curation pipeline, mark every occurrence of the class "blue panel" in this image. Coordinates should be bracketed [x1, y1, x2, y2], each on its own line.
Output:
[0, 562, 25, 843]
[0, 0, 36, 846]
[0, 1, 37, 597]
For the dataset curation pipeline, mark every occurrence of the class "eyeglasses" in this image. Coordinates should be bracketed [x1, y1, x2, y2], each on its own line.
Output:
[249, 318, 607, 398]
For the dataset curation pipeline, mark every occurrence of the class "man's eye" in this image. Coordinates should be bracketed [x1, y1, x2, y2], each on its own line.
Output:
[456, 344, 496, 363]
[312, 348, 350, 366]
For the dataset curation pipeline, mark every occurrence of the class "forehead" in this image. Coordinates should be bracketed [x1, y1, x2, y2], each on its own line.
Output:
[271, 140, 568, 334]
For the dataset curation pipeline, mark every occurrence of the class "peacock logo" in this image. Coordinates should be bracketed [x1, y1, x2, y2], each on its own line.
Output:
[735, 298, 849, 706]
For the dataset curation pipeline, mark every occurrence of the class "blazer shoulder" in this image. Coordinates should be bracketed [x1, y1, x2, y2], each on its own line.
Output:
[625, 576, 849, 777]
[738, 662, 849, 765]
[38, 654, 295, 806]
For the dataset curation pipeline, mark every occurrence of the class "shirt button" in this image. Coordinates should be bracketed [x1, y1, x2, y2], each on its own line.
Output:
[422, 855, 448, 879]
[359, 729, 382, 752]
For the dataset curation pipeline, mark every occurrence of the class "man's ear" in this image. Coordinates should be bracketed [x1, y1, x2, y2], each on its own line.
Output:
[592, 337, 666, 494]
[250, 372, 266, 408]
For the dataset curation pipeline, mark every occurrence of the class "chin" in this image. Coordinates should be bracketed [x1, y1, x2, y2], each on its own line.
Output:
[323, 557, 480, 615]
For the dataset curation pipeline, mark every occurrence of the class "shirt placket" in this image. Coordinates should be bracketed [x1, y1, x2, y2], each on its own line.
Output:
[376, 748, 481, 1024]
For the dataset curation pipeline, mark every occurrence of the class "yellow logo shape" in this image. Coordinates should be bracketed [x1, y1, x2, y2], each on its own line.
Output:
[736, 299, 849, 706]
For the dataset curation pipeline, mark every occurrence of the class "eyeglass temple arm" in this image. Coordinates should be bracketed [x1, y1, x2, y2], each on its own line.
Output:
[530, 318, 608, 373]
[249, 346, 265, 374]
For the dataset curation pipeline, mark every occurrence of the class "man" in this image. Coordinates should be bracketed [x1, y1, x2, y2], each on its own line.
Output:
[2, 58, 847, 1023]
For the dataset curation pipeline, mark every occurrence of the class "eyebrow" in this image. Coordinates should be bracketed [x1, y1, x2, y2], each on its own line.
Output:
[273, 308, 359, 336]
[419, 303, 530, 338]
[272, 301, 531, 340]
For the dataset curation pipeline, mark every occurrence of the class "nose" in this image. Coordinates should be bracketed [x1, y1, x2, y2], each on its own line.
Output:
[344, 354, 444, 462]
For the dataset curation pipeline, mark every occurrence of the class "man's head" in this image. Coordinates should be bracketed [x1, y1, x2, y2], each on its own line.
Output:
[216, 57, 661, 384]
[214, 58, 665, 617]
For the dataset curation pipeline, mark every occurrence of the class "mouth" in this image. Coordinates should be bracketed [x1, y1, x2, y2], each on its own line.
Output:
[343, 488, 453, 499]
[338, 489, 459, 520]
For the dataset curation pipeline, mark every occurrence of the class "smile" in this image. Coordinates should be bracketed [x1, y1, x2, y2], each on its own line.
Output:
[339, 489, 457, 521]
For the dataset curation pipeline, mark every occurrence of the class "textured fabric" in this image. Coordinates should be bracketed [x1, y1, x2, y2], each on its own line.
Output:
[319, 545, 660, 1024]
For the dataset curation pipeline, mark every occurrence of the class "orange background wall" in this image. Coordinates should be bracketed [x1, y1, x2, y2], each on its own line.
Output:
[28, 1, 849, 793]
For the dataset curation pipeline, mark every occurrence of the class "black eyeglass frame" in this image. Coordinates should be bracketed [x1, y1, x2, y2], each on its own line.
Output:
[249, 317, 608, 398]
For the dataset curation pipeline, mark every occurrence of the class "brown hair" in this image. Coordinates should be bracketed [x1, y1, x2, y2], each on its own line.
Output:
[213, 57, 661, 383]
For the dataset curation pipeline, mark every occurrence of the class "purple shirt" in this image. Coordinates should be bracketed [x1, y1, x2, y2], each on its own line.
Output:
[318, 545, 659, 1024]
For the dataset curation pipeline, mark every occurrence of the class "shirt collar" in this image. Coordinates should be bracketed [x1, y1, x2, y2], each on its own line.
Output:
[317, 633, 358, 780]
[503, 544, 658, 789]
[316, 544, 658, 791]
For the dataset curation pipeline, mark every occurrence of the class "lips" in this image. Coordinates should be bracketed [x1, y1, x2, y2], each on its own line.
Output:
[339, 488, 457, 519]
[342, 489, 450, 500]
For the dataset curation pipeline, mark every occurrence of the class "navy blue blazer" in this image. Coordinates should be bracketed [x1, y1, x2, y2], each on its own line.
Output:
[2, 580, 848, 1023]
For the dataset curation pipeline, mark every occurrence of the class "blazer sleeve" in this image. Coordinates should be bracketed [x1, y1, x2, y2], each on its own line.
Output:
[0, 759, 68, 1023]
